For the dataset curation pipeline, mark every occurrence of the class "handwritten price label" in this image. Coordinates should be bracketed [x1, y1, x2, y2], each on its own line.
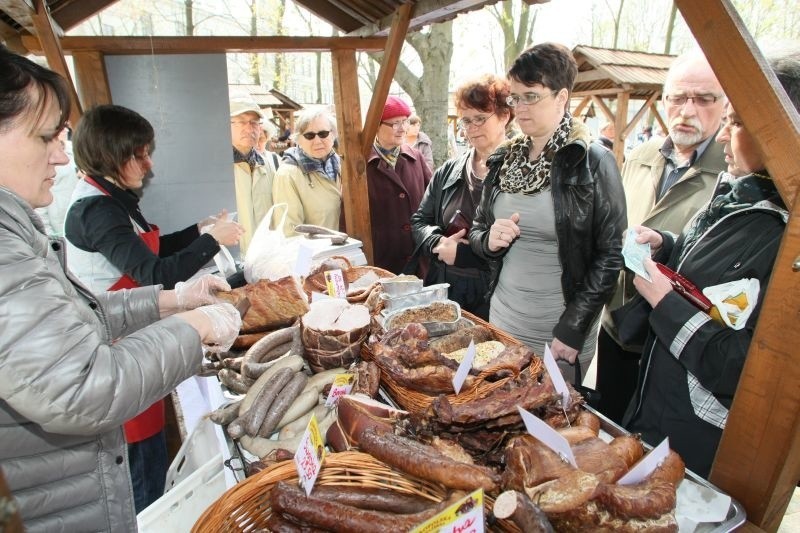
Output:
[293, 413, 325, 495]
[324, 373, 354, 407]
[410, 489, 484, 533]
[324, 269, 347, 298]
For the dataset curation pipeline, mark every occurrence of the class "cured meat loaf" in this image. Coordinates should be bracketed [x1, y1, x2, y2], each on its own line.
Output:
[217, 276, 309, 333]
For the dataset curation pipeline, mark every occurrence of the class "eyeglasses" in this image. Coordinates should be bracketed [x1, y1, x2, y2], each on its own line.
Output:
[506, 91, 556, 108]
[230, 120, 262, 128]
[301, 130, 331, 140]
[381, 119, 409, 130]
[458, 113, 495, 129]
[664, 94, 722, 107]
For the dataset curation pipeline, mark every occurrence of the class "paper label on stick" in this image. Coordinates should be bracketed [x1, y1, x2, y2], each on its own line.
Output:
[324, 269, 347, 298]
[617, 438, 670, 485]
[543, 343, 571, 408]
[452, 340, 476, 395]
[293, 413, 325, 495]
[294, 243, 314, 277]
[324, 373, 354, 407]
[518, 406, 577, 467]
[410, 488, 484, 533]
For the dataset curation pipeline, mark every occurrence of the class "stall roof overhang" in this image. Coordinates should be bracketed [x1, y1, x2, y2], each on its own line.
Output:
[0, 0, 553, 47]
[573, 45, 675, 98]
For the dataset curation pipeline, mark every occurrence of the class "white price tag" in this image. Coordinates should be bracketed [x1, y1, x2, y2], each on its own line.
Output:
[293, 414, 325, 495]
[543, 343, 571, 408]
[452, 340, 476, 395]
[410, 489, 484, 533]
[518, 406, 577, 467]
[617, 438, 670, 485]
[294, 243, 314, 277]
[324, 269, 347, 298]
[325, 374, 354, 407]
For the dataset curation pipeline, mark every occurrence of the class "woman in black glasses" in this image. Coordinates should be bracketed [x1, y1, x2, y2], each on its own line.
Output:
[272, 108, 342, 235]
[411, 74, 513, 320]
[469, 43, 626, 384]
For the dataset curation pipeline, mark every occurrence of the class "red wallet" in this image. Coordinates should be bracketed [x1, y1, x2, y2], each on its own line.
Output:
[444, 210, 471, 237]
[656, 263, 713, 312]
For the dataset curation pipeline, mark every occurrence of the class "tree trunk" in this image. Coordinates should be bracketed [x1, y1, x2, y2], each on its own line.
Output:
[184, 0, 194, 36]
[248, 0, 260, 85]
[273, 0, 286, 90]
[612, 0, 625, 49]
[489, 0, 539, 73]
[664, 1, 678, 54]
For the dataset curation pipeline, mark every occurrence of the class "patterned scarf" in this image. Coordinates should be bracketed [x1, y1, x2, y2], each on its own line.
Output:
[680, 172, 781, 261]
[374, 138, 401, 168]
[233, 147, 265, 171]
[499, 113, 572, 194]
[282, 146, 341, 182]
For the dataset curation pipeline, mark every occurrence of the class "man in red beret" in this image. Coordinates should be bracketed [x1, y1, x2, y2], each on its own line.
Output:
[367, 95, 432, 274]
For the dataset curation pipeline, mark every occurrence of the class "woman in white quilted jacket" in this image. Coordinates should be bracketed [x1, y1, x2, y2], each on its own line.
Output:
[0, 46, 241, 532]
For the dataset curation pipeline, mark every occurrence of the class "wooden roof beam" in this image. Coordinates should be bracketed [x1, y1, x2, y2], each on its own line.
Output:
[290, 1, 362, 33]
[349, 0, 492, 37]
[21, 35, 387, 54]
[621, 91, 660, 139]
[360, 2, 412, 156]
[30, 0, 81, 125]
[0, 0, 35, 34]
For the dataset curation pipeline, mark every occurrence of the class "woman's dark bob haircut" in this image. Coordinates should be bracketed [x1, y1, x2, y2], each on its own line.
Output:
[0, 45, 71, 134]
[73, 104, 156, 182]
[508, 42, 578, 95]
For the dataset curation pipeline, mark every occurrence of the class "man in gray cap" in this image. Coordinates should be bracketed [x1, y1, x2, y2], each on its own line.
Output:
[230, 95, 278, 254]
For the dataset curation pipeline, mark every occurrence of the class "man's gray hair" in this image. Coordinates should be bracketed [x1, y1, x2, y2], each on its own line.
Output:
[293, 108, 337, 141]
[664, 49, 717, 93]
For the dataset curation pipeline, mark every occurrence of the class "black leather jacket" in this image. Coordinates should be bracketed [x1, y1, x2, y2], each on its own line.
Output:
[410, 149, 486, 271]
[469, 126, 627, 350]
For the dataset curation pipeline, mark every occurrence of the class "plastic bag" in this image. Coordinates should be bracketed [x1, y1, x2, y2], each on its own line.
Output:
[703, 278, 760, 330]
[243, 203, 303, 283]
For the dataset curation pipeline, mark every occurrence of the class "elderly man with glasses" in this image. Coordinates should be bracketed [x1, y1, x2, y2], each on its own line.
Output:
[229, 95, 279, 254]
[366, 95, 432, 274]
[597, 50, 728, 423]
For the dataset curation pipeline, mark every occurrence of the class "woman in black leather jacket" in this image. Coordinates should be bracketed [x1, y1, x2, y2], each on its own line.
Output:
[411, 74, 513, 320]
[468, 43, 626, 382]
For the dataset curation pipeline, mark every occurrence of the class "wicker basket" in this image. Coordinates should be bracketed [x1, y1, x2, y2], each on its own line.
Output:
[302, 256, 395, 301]
[362, 311, 543, 413]
[192, 451, 517, 532]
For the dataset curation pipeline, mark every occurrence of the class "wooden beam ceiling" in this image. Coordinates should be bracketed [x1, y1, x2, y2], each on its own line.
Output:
[350, 0, 495, 37]
[292, 0, 363, 32]
[21, 35, 387, 54]
[0, 0, 36, 33]
[49, 0, 120, 31]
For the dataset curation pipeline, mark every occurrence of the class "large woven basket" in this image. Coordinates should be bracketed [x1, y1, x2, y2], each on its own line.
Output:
[362, 311, 543, 413]
[192, 451, 517, 532]
[302, 256, 395, 301]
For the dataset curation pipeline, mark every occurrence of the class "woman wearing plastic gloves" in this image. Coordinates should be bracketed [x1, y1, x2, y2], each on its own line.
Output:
[468, 43, 626, 383]
[63, 103, 244, 511]
[0, 46, 241, 531]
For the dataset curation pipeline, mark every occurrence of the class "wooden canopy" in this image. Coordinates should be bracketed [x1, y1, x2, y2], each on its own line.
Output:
[572, 45, 675, 164]
[2, 1, 799, 531]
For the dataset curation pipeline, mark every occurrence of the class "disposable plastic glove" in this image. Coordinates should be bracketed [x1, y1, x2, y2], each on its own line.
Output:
[174, 274, 231, 309]
[196, 303, 242, 353]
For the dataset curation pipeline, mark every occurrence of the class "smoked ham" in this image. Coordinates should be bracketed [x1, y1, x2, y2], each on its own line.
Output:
[216, 276, 309, 333]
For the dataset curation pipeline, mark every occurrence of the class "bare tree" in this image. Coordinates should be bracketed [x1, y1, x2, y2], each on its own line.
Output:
[247, 0, 260, 84]
[603, 0, 626, 49]
[663, 1, 678, 54]
[368, 21, 454, 168]
[487, 0, 539, 71]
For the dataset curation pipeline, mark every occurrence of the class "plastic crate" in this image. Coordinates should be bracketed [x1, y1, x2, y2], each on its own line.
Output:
[137, 453, 226, 533]
[165, 416, 220, 491]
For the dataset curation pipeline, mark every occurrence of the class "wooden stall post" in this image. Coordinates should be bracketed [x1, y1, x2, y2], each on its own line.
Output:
[72, 51, 112, 108]
[332, 49, 373, 264]
[612, 91, 629, 166]
[675, 0, 800, 530]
